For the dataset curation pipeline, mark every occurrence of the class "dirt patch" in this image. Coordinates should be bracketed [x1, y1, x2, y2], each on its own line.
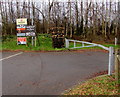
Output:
[86, 70, 110, 79]
[1, 49, 108, 53]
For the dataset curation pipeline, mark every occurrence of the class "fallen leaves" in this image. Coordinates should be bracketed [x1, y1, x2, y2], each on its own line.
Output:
[64, 74, 118, 95]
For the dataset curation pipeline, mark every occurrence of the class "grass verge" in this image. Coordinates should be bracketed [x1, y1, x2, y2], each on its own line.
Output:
[0, 34, 119, 51]
[63, 74, 119, 95]
[0, 34, 66, 51]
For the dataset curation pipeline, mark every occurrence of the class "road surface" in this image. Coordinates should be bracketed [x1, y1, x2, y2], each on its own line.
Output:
[2, 51, 108, 95]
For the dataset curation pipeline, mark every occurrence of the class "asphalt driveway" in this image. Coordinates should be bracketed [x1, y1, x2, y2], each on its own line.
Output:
[2, 51, 108, 95]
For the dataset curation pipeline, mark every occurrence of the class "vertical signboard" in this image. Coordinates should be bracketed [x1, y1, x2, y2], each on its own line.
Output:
[16, 18, 27, 45]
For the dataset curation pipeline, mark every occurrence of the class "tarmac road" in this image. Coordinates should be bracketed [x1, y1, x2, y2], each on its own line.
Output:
[2, 51, 108, 95]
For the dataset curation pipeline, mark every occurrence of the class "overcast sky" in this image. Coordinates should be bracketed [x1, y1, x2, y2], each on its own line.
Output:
[4, 0, 119, 2]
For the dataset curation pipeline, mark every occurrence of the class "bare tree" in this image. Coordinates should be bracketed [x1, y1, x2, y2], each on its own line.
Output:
[69, 0, 72, 38]
[117, 1, 120, 44]
[75, 0, 79, 35]
[47, 0, 54, 33]
[0, 0, 118, 43]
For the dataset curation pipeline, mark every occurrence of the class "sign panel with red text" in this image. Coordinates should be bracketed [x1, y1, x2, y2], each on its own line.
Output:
[17, 37, 27, 44]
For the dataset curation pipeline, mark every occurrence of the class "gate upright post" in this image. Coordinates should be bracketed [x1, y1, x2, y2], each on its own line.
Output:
[108, 47, 114, 75]
[65, 38, 69, 48]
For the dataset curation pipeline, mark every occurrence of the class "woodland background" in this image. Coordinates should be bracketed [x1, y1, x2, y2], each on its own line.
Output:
[0, 0, 120, 44]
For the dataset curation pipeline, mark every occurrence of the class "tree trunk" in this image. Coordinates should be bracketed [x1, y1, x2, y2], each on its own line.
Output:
[69, 0, 72, 38]
[117, 2, 120, 45]
[75, 0, 79, 35]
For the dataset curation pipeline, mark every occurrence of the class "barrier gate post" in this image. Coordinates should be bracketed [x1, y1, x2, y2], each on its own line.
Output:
[65, 38, 69, 48]
[108, 47, 114, 75]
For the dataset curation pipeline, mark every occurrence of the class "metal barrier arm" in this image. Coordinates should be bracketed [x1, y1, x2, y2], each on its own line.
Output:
[65, 39, 109, 50]
[96, 44, 109, 51]
[65, 38, 114, 75]
[67, 39, 98, 45]
[70, 45, 97, 49]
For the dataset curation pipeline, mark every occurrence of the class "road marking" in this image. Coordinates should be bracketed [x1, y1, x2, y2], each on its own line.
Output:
[0, 52, 23, 61]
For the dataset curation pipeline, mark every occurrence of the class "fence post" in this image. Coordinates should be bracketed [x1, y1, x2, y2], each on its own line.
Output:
[108, 47, 114, 75]
[32, 36, 34, 46]
[115, 37, 117, 46]
[115, 49, 120, 82]
[74, 41, 76, 48]
[35, 37, 36, 47]
[82, 42, 84, 47]
[65, 38, 69, 48]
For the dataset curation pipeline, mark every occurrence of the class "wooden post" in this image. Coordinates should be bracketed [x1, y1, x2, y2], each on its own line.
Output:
[118, 55, 120, 94]
[35, 37, 36, 47]
[115, 49, 118, 81]
[26, 37, 27, 47]
[17, 37, 18, 45]
[115, 49, 120, 82]
[117, 55, 120, 80]
[115, 37, 117, 46]
[32, 36, 33, 46]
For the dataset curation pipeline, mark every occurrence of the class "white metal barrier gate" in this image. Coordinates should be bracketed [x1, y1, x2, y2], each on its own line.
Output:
[65, 38, 114, 75]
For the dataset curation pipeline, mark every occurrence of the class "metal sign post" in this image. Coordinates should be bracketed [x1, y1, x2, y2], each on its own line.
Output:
[31, 18, 34, 46]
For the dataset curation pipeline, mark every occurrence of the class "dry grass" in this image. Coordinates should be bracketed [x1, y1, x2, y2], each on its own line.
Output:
[64, 75, 118, 95]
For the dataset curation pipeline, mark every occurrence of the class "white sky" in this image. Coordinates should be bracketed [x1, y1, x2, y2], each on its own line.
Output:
[3, 0, 119, 2]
